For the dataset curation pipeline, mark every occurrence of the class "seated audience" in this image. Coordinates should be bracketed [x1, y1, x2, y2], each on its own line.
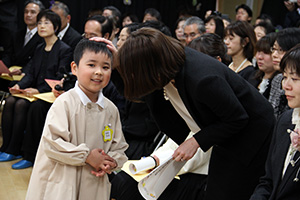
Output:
[83, 15, 113, 39]
[0, 0, 44, 91]
[269, 27, 300, 118]
[121, 12, 139, 28]
[254, 21, 275, 41]
[102, 6, 122, 45]
[284, 0, 300, 27]
[224, 20, 256, 80]
[248, 32, 278, 99]
[188, 33, 231, 65]
[250, 43, 300, 200]
[174, 17, 188, 46]
[0, 10, 72, 169]
[143, 8, 161, 22]
[235, 4, 252, 23]
[183, 16, 205, 45]
[50, 1, 82, 51]
[204, 14, 225, 39]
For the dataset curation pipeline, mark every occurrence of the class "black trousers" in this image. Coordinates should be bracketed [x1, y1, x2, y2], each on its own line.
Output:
[110, 171, 207, 200]
[22, 100, 51, 163]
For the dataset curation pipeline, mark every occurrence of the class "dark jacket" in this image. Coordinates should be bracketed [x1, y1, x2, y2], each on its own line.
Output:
[250, 109, 300, 200]
[144, 47, 275, 200]
[2, 28, 43, 73]
[18, 39, 72, 93]
[61, 26, 82, 52]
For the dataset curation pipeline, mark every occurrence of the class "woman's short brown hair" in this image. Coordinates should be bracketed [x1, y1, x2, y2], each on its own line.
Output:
[225, 20, 256, 61]
[115, 27, 185, 100]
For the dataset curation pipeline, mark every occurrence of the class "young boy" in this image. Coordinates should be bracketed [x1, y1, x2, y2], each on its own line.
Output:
[26, 39, 128, 200]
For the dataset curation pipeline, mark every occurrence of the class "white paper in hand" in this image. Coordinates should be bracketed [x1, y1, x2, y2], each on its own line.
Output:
[138, 156, 186, 200]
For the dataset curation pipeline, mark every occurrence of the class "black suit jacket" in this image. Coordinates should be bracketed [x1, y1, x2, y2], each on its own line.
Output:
[251, 109, 300, 200]
[61, 26, 82, 51]
[18, 39, 72, 93]
[144, 47, 275, 199]
[2, 28, 43, 72]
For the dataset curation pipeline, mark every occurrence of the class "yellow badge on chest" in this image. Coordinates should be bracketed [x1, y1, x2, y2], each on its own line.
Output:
[102, 125, 113, 142]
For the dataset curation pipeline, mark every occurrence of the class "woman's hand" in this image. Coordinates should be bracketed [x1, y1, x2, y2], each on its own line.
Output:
[89, 37, 118, 55]
[284, 1, 295, 12]
[172, 137, 199, 162]
[52, 88, 64, 98]
[9, 84, 20, 94]
[10, 69, 22, 75]
[24, 88, 39, 97]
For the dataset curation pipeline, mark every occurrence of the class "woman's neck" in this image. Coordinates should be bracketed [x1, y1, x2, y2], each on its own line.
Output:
[229, 55, 250, 73]
[263, 70, 276, 79]
[44, 35, 58, 51]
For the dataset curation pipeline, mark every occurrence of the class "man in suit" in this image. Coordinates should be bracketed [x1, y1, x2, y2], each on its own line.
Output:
[50, 1, 81, 51]
[0, 0, 44, 91]
[83, 15, 114, 40]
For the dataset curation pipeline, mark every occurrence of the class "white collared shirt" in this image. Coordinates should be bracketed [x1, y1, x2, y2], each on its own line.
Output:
[74, 81, 104, 108]
[24, 27, 38, 45]
[57, 23, 70, 40]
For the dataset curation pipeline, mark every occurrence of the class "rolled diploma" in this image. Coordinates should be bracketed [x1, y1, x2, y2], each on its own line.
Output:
[129, 157, 156, 174]
[129, 150, 174, 175]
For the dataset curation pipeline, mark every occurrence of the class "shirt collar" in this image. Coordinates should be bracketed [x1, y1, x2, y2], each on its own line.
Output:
[58, 23, 69, 40]
[74, 81, 104, 108]
[26, 27, 38, 36]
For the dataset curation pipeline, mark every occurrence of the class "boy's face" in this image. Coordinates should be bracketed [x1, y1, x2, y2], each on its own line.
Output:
[71, 50, 111, 102]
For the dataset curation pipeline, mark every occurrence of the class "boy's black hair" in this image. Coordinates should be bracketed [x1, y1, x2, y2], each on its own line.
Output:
[73, 39, 113, 66]
[37, 9, 61, 36]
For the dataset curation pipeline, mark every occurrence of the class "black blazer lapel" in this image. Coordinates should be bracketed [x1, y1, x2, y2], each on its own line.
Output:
[279, 150, 300, 193]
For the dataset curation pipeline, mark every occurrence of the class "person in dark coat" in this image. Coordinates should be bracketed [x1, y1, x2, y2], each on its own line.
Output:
[50, 1, 81, 51]
[0, 0, 45, 91]
[95, 27, 275, 200]
[0, 10, 72, 170]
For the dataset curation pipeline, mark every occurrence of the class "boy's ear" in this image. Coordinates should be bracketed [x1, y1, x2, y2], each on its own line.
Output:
[70, 61, 78, 76]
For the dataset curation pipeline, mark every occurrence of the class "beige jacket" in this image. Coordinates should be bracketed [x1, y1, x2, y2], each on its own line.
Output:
[26, 88, 128, 200]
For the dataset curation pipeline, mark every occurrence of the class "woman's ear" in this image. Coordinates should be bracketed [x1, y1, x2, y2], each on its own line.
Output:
[242, 37, 249, 47]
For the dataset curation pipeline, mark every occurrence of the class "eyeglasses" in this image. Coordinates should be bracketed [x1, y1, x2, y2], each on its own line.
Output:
[82, 33, 101, 39]
[270, 46, 285, 55]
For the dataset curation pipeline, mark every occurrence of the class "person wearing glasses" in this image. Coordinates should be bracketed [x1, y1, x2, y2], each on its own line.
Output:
[268, 28, 300, 118]
[183, 16, 205, 45]
[83, 15, 113, 40]
[0, 9, 72, 168]
[250, 43, 300, 200]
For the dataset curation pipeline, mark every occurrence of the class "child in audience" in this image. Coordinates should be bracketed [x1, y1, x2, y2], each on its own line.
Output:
[26, 39, 128, 200]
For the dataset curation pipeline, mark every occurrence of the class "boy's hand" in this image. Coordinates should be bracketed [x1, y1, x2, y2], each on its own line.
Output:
[91, 169, 106, 177]
[86, 149, 117, 175]
[86, 148, 104, 171]
[99, 150, 117, 174]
